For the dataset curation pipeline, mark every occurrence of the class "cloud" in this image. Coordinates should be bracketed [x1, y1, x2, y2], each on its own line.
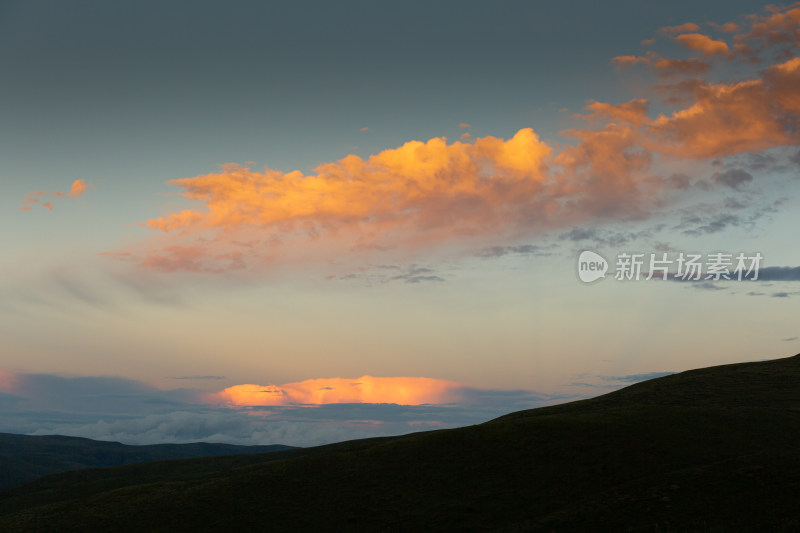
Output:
[652, 57, 710, 75]
[712, 22, 741, 33]
[750, 266, 800, 281]
[0, 371, 203, 413]
[145, 130, 552, 237]
[772, 291, 790, 298]
[602, 371, 676, 383]
[214, 376, 466, 406]
[612, 52, 712, 77]
[646, 66, 799, 159]
[476, 244, 552, 258]
[782, 336, 798, 341]
[713, 168, 753, 189]
[583, 99, 650, 125]
[673, 33, 731, 57]
[107, 4, 800, 274]
[388, 266, 446, 284]
[168, 376, 226, 380]
[360, 126, 369, 132]
[459, 123, 471, 129]
[327, 263, 448, 285]
[660, 22, 702, 34]
[683, 280, 725, 291]
[736, 6, 800, 56]
[668, 265, 800, 286]
[611, 55, 649, 68]
[0, 369, 559, 447]
[570, 371, 675, 389]
[20, 179, 90, 210]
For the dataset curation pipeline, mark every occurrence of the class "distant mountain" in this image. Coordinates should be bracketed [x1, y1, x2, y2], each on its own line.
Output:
[0, 433, 295, 488]
[1, 354, 798, 532]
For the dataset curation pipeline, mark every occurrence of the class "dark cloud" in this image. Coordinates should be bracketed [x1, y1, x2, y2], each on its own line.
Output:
[666, 266, 800, 288]
[569, 371, 675, 389]
[389, 266, 445, 284]
[476, 244, 552, 259]
[330, 264, 446, 284]
[652, 241, 678, 253]
[681, 280, 725, 291]
[756, 266, 800, 281]
[782, 337, 798, 342]
[666, 173, 691, 189]
[559, 226, 662, 248]
[713, 168, 753, 189]
[772, 292, 790, 298]
[561, 227, 601, 242]
[601, 372, 676, 383]
[712, 148, 797, 174]
[0, 373, 204, 414]
[674, 197, 782, 237]
[722, 197, 747, 210]
[680, 213, 741, 236]
[168, 376, 226, 380]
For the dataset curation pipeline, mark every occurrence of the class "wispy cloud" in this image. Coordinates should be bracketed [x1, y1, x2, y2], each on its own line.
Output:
[20, 179, 89, 211]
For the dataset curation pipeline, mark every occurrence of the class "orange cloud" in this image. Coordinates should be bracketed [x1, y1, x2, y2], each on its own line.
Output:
[653, 57, 710, 75]
[145, 129, 552, 240]
[612, 53, 711, 77]
[214, 376, 465, 406]
[67, 179, 88, 197]
[612, 55, 648, 68]
[763, 57, 800, 112]
[583, 99, 650, 126]
[673, 33, 731, 57]
[660, 22, 702, 34]
[21, 179, 90, 210]
[647, 59, 800, 159]
[739, 6, 800, 49]
[713, 22, 741, 33]
[111, 5, 800, 274]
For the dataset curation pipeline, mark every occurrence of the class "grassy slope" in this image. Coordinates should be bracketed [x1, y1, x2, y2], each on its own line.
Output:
[0, 433, 296, 489]
[1, 355, 798, 532]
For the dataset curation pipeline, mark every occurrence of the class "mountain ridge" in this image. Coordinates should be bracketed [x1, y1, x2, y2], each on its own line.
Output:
[1, 353, 798, 532]
[0, 432, 296, 489]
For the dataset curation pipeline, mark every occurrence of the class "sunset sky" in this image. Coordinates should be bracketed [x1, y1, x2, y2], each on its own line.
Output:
[1, 0, 799, 446]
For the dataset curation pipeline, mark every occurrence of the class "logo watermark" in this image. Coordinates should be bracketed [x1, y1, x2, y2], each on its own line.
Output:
[577, 251, 609, 283]
[578, 251, 763, 283]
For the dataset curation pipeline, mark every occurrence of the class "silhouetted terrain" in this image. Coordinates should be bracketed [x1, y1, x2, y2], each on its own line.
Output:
[0, 433, 295, 489]
[1, 355, 799, 532]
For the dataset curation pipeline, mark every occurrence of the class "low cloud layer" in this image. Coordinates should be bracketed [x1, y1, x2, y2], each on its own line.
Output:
[0, 369, 568, 447]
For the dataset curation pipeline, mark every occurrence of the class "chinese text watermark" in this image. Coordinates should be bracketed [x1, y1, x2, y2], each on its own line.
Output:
[578, 251, 762, 283]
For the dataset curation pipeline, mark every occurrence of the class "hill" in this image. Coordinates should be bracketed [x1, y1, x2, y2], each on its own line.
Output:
[0, 433, 295, 489]
[1, 354, 798, 532]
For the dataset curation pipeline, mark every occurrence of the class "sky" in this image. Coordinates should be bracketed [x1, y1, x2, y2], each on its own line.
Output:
[1, 0, 799, 447]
